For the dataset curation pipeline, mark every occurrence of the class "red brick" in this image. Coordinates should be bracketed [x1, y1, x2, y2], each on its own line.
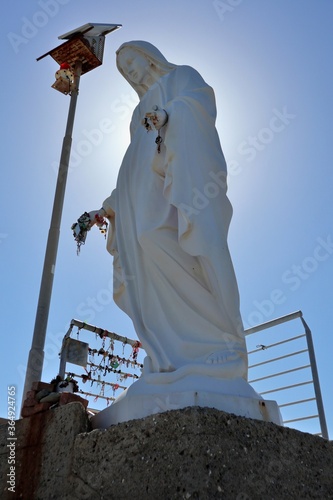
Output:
[21, 402, 51, 418]
[59, 392, 88, 409]
[26, 390, 37, 400]
[31, 381, 55, 392]
[23, 397, 37, 408]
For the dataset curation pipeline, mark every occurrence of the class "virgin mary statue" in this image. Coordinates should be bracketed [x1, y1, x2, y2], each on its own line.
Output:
[89, 41, 248, 385]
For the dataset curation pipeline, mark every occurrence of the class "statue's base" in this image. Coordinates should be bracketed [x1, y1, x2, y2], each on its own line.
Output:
[91, 375, 282, 429]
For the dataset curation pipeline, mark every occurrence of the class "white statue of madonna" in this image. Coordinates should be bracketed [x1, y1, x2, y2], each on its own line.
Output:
[83, 41, 282, 427]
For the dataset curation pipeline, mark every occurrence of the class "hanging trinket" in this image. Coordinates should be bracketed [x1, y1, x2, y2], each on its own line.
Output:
[155, 133, 163, 153]
[71, 211, 108, 255]
[142, 105, 168, 154]
[131, 341, 141, 361]
[71, 212, 91, 255]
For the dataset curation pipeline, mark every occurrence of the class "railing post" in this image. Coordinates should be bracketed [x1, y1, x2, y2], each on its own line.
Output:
[300, 316, 329, 439]
[58, 324, 74, 380]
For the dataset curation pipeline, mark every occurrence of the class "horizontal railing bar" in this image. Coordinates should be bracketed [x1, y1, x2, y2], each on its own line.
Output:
[244, 311, 303, 335]
[249, 349, 308, 368]
[248, 364, 311, 383]
[65, 371, 127, 390]
[279, 397, 316, 408]
[260, 380, 313, 395]
[247, 334, 306, 354]
[86, 361, 140, 380]
[78, 390, 115, 402]
[283, 415, 319, 424]
[70, 318, 138, 347]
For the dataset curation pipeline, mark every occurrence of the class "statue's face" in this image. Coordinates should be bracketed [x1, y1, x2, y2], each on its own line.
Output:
[117, 48, 149, 85]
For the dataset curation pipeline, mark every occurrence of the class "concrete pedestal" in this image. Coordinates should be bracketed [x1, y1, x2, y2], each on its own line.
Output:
[92, 374, 282, 429]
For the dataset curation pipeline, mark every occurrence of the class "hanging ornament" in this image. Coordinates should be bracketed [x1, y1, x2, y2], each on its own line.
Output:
[71, 212, 91, 255]
[110, 358, 119, 369]
[94, 214, 108, 238]
[131, 341, 141, 361]
[56, 62, 73, 78]
[71, 212, 108, 255]
[52, 62, 75, 95]
[108, 339, 115, 354]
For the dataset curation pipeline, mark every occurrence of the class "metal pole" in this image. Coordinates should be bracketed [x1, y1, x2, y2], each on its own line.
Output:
[300, 316, 329, 439]
[22, 60, 82, 408]
[70, 318, 139, 346]
[58, 324, 74, 380]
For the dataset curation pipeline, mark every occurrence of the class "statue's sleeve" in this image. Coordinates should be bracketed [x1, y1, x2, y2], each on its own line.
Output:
[102, 189, 117, 217]
[162, 66, 231, 256]
[102, 189, 117, 255]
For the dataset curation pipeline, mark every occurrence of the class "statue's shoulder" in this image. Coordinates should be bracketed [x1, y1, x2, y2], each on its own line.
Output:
[170, 65, 207, 87]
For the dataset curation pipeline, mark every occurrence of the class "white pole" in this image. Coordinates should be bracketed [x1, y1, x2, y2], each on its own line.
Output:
[21, 60, 82, 409]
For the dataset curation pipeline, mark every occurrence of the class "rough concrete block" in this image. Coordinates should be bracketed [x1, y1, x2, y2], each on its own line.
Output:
[68, 407, 333, 499]
[0, 402, 90, 499]
[1, 405, 333, 499]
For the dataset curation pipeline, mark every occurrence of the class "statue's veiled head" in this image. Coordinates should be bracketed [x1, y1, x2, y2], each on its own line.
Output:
[116, 41, 176, 97]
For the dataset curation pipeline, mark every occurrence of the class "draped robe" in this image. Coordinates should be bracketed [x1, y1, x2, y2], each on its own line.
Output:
[103, 65, 247, 378]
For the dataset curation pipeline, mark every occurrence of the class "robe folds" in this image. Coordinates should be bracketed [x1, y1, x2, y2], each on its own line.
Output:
[103, 65, 247, 376]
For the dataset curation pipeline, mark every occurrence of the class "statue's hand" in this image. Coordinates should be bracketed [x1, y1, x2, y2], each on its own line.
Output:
[71, 208, 109, 254]
[142, 105, 168, 131]
[88, 208, 109, 227]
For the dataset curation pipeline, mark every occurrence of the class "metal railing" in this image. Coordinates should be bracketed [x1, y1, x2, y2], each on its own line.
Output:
[58, 312, 328, 439]
[245, 311, 328, 439]
[58, 319, 143, 408]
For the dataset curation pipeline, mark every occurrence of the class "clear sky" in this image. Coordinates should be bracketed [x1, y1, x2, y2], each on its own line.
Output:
[1, 1, 332, 437]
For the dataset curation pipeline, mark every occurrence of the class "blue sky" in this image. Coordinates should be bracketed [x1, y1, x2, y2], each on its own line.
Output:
[1, 1, 332, 437]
